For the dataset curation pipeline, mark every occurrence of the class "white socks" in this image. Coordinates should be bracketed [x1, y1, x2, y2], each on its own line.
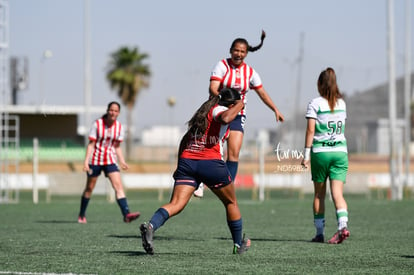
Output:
[336, 209, 348, 230]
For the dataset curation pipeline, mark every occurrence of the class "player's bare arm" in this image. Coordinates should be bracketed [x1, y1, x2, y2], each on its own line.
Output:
[115, 145, 129, 170]
[83, 141, 95, 171]
[255, 87, 284, 122]
[301, 118, 315, 169]
[217, 100, 245, 124]
[209, 80, 221, 97]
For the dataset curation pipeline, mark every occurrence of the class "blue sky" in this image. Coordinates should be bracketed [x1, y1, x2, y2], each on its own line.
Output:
[9, 0, 410, 137]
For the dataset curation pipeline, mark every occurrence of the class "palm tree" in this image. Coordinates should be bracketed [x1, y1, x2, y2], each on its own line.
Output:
[106, 46, 151, 160]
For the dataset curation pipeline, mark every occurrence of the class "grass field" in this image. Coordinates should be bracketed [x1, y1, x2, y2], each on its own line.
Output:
[0, 190, 413, 275]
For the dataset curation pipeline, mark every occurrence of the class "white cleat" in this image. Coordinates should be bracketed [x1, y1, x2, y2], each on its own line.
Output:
[193, 183, 204, 198]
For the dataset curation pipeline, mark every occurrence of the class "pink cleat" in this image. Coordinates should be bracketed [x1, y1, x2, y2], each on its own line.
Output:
[328, 228, 350, 244]
[124, 212, 141, 223]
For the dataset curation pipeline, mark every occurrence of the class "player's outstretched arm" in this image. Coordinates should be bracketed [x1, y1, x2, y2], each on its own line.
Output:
[254, 87, 284, 122]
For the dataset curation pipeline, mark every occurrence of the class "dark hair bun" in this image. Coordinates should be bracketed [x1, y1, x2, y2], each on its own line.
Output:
[218, 88, 240, 106]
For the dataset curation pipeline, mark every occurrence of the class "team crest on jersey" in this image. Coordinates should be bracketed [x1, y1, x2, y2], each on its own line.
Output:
[235, 69, 241, 79]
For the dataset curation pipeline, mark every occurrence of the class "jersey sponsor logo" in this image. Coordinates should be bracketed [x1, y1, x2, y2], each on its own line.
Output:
[322, 141, 338, 147]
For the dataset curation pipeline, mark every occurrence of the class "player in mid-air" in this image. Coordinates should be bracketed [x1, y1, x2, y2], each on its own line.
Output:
[301, 67, 350, 244]
[140, 88, 250, 255]
[77, 101, 140, 224]
[193, 30, 284, 198]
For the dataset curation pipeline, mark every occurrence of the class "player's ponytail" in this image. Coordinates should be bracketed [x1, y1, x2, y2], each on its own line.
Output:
[187, 96, 220, 135]
[230, 30, 266, 53]
[248, 30, 266, 52]
[317, 67, 343, 112]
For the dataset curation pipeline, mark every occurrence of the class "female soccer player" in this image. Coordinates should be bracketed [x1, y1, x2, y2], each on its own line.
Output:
[301, 67, 350, 244]
[77, 101, 140, 224]
[140, 88, 250, 255]
[194, 30, 284, 198]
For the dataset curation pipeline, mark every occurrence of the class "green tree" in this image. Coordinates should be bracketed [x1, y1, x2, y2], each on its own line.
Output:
[106, 46, 151, 160]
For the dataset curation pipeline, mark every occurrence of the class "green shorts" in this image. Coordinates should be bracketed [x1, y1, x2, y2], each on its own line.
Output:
[310, 151, 348, 183]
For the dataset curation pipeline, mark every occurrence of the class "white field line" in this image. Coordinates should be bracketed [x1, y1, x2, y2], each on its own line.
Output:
[0, 272, 97, 275]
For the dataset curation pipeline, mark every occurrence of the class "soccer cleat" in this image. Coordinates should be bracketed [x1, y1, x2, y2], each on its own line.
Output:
[78, 216, 87, 224]
[140, 223, 154, 255]
[328, 227, 350, 244]
[233, 234, 251, 254]
[311, 234, 324, 243]
[193, 184, 204, 198]
[124, 212, 141, 223]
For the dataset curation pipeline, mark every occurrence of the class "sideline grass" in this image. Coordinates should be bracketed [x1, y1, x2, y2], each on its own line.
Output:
[0, 191, 413, 274]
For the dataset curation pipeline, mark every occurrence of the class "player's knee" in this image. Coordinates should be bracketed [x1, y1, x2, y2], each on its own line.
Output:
[223, 199, 238, 209]
[314, 192, 325, 199]
[83, 189, 93, 196]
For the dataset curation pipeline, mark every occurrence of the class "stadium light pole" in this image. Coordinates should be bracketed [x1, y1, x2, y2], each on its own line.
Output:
[293, 32, 304, 149]
[404, 0, 412, 191]
[167, 96, 176, 159]
[259, 133, 265, 202]
[32, 138, 39, 204]
[39, 49, 53, 107]
[387, 0, 399, 200]
[164, 96, 176, 201]
[84, 0, 92, 146]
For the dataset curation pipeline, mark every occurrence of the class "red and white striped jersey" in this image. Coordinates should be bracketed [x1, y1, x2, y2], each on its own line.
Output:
[210, 58, 263, 116]
[180, 105, 230, 160]
[88, 118, 124, 165]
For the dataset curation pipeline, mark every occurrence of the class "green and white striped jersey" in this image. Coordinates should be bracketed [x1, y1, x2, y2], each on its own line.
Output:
[305, 96, 347, 153]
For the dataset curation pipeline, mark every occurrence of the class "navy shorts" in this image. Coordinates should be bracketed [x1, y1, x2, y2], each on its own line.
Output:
[173, 158, 232, 189]
[87, 164, 119, 177]
[228, 115, 246, 133]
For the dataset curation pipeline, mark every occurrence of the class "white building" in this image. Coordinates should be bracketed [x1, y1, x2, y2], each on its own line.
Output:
[141, 125, 183, 146]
